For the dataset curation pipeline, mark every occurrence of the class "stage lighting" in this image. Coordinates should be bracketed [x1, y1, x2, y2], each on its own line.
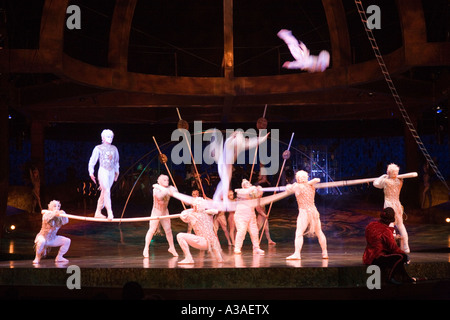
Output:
[10, 225, 16, 231]
[445, 217, 450, 223]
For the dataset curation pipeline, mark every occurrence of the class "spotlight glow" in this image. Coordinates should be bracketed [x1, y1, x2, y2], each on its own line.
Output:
[10, 225, 16, 230]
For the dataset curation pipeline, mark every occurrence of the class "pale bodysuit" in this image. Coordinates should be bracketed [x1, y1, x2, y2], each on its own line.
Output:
[34, 210, 71, 263]
[177, 206, 223, 264]
[88, 143, 120, 219]
[277, 29, 330, 72]
[286, 180, 328, 260]
[234, 186, 264, 255]
[373, 175, 409, 252]
[143, 184, 178, 257]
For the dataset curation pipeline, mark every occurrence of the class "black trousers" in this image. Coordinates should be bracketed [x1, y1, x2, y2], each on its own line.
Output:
[372, 253, 412, 283]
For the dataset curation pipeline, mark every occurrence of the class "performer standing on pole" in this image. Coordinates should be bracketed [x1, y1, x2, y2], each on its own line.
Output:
[88, 129, 120, 220]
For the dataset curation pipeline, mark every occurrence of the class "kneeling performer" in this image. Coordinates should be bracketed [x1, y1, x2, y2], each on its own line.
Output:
[177, 197, 224, 264]
[33, 200, 71, 264]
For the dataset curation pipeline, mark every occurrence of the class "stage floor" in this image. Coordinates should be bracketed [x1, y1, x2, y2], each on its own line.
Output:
[1, 198, 449, 300]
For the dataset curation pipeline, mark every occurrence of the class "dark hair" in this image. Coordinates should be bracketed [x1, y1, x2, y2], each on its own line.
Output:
[380, 207, 395, 224]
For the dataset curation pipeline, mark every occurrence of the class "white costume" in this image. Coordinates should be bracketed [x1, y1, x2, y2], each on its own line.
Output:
[177, 198, 223, 264]
[33, 200, 71, 264]
[277, 29, 330, 72]
[143, 175, 178, 258]
[88, 129, 120, 220]
[234, 180, 265, 255]
[212, 131, 269, 206]
[285, 171, 328, 260]
[373, 163, 409, 253]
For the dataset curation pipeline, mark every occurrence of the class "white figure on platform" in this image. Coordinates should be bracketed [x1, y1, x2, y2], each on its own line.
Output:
[277, 29, 330, 72]
[373, 163, 410, 253]
[234, 179, 265, 255]
[143, 174, 178, 258]
[177, 197, 224, 264]
[88, 129, 120, 220]
[33, 200, 71, 264]
[285, 171, 328, 260]
[212, 131, 269, 207]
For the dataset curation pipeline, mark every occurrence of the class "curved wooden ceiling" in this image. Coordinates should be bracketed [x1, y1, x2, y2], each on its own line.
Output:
[1, 0, 449, 124]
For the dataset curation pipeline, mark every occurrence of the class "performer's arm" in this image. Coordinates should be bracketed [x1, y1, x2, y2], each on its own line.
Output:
[114, 146, 120, 181]
[373, 174, 387, 189]
[308, 178, 320, 185]
[88, 146, 99, 182]
[245, 133, 269, 150]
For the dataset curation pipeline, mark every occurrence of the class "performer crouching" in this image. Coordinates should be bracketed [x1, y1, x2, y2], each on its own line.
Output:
[285, 171, 328, 260]
[234, 179, 265, 255]
[143, 174, 178, 258]
[176, 197, 224, 264]
[33, 200, 71, 264]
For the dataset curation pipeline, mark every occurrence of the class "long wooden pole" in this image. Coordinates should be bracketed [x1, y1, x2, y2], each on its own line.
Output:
[153, 136, 186, 210]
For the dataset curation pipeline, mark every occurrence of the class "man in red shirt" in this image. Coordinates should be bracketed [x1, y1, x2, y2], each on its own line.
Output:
[363, 207, 415, 284]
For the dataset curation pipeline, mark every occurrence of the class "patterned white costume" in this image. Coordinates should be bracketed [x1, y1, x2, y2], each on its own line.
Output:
[143, 175, 178, 258]
[285, 171, 328, 260]
[88, 129, 119, 220]
[373, 163, 409, 253]
[278, 29, 330, 72]
[177, 198, 223, 264]
[33, 200, 71, 264]
[234, 180, 265, 255]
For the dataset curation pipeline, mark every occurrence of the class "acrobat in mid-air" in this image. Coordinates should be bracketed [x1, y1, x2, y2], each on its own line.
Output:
[277, 29, 330, 73]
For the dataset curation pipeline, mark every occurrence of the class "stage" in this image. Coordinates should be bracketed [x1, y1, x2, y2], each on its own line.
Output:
[1, 197, 449, 300]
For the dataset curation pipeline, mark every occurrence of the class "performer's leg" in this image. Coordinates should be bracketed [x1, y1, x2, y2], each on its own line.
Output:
[234, 214, 249, 254]
[396, 220, 409, 253]
[143, 220, 159, 257]
[53, 236, 71, 263]
[94, 186, 106, 218]
[217, 214, 232, 246]
[177, 233, 208, 264]
[248, 215, 264, 255]
[286, 214, 308, 260]
[315, 219, 328, 259]
[33, 235, 46, 264]
[228, 213, 236, 245]
[99, 169, 115, 220]
[160, 218, 178, 257]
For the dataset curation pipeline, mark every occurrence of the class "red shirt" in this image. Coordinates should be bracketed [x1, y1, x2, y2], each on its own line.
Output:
[363, 220, 405, 265]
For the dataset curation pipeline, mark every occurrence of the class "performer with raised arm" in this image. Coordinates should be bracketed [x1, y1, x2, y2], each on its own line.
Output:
[285, 170, 328, 260]
[277, 29, 330, 73]
[234, 179, 265, 255]
[88, 129, 120, 220]
[33, 200, 71, 264]
[143, 174, 178, 258]
[373, 163, 410, 253]
[176, 197, 224, 264]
